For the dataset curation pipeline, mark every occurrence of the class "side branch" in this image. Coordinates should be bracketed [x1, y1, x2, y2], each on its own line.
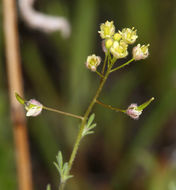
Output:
[96, 100, 126, 113]
[110, 58, 134, 73]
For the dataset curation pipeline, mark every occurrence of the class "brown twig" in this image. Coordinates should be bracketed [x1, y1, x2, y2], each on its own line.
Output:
[2, 0, 33, 190]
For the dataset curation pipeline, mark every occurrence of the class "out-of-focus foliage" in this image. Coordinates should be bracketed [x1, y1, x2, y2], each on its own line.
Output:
[0, 0, 176, 189]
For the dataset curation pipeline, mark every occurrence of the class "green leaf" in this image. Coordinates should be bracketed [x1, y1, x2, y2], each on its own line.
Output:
[87, 113, 95, 128]
[84, 131, 94, 135]
[56, 151, 63, 169]
[15, 92, 25, 105]
[88, 123, 96, 130]
[53, 162, 62, 175]
[62, 162, 68, 174]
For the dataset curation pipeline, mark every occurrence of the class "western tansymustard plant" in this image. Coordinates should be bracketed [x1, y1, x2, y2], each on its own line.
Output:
[16, 20, 154, 190]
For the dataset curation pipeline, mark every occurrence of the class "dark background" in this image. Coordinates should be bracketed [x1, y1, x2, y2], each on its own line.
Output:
[0, 0, 176, 189]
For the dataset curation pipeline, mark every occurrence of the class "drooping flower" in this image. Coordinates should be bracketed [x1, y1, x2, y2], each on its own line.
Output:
[126, 103, 142, 120]
[98, 21, 115, 39]
[126, 97, 154, 119]
[119, 27, 138, 44]
[132, 44, 149, 61]
[25, 99, 43, 117]
[110, 40, 128, 59]
[85, 54, 101, 72]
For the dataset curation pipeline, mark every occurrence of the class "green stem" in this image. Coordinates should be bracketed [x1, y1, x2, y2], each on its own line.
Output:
[67, 70, 110, 169]
[110, 58, 134, 73]
[95, 70, 104, 78]
[65, 64, 114, 181]
[59, 183, 65, 190]
[96, 100, 126, 113]
[101, 53, 108, 75]
[43, 106, 84, 120]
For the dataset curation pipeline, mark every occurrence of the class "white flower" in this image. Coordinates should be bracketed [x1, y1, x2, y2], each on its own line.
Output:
[25, 99, 43, 117]
[85, 54, 101, 72]
[126, 103, 142, 120]
[110, 40, 128, 59]
[133, 44, 149, 60]
[98, 21, 115, 39]
[119, 27, 138, 44]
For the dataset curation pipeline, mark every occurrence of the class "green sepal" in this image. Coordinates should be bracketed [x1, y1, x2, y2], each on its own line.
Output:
[137, 97, 155, 111]
[15, 92, 25, 105]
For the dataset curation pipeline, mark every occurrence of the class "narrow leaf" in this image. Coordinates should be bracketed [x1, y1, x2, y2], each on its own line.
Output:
[87, 113, 95, 128]
[53, 162, 62, 175]
[88, 123, 96, 130]
[56, 151, 63, 169]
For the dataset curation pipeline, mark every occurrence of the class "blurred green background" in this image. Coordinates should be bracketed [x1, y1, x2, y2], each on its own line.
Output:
[0, 0, 176, 189]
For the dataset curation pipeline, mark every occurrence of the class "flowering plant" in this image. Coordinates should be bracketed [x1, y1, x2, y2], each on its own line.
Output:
[16, 20, 154, 190]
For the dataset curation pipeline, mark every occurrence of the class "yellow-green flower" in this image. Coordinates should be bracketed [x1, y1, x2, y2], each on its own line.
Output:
[110, 40, 128, 59]
[113, 32, 121, 41]
[119, 27, 138, 44]
[98, 21, 115, 39]
[133, 44, 149, 60]
[85, 54, 101, 72]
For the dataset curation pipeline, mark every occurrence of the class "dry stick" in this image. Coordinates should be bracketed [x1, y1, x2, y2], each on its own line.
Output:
[2, 1, 33, 190]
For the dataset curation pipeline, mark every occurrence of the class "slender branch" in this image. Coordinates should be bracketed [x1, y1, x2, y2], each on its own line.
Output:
[101, 53, 108, 75]
[95, 70, 104, 78]
[43, 106, 84, 120]
[96, 100, 126, 113]
[2, 0, 33, 190]
[110, 58, 134, 73]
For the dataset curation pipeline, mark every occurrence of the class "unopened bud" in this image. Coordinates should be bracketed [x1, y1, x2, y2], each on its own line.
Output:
[126, 104, 142, 120]
[113, 33, 121, 41]
[105, 38, 113, 49]
[25, 99, 43, 117]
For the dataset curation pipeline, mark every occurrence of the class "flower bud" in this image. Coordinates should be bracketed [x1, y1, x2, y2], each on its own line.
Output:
[110, 40, 128, 59]
[119, 27, 138, 44]
[25, 99, 43, 117]
[98, 21, 115, 39]
[113, 33, 121, 41]
[126, 97, 154, 120]
[85, 54, 101, 72]
[133, 44, 149, 60]
[126, 104, 142, 120]
[105, 38, 114, 49]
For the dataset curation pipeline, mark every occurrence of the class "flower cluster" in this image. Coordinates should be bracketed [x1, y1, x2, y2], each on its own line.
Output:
[98, 20, 149, 60]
